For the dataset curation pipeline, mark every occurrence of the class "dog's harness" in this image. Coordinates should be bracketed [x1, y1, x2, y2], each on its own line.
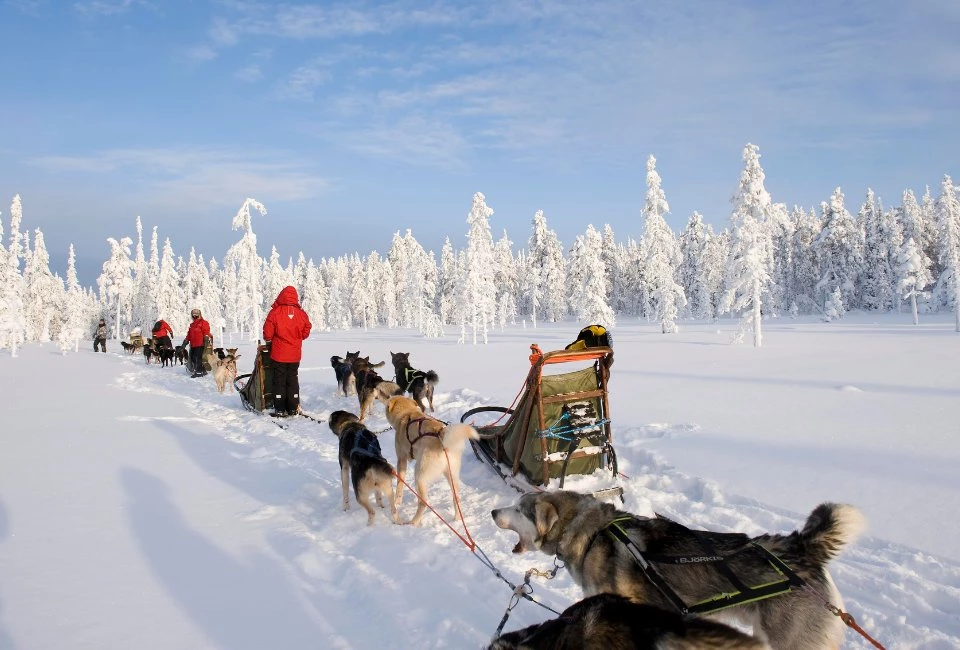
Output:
[579, 515, 804, 616]
[350, 431, 384, 460]
[401, 366, 426, 392]
[402, 415, 442, 459]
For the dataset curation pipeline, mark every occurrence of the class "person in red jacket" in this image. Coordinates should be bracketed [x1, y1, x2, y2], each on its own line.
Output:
[263, 286, 312, 417]
[152, 319, 174, 351]
[181, 308, 212, 378]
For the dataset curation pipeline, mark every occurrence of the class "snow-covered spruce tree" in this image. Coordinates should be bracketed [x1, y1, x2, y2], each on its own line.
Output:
[130, 217, 155, 334]
[703, 229, 729, 320]
[621, 237, 648, 318]
[347, 253, 372, 331]
[299, 258, 328, 332]
[403, 230, 437, 331]
[814, 188, 863, 311]
[859, 189, 894, 311]
[789, 207, 822, 313]
[58, 244, 88, 353]
[766, 202, 793, 316]
[437, 237, 458, 326]
[567, 224, 615, 327]
[374, 253, 397, 329]
[878, 202, 904, 312]
[601, 225, 628, 315]
[323, 257, 351, 330]
[896, 190, 934, 299]
[640, 155, 685, 333]
[0, 195, 27, 354]
[32, 259, 59, 344]
[920, 186, 942, 279]
[678, 212, 715, 320]
[493, 230, 518, 330]
[721, 143, 775, 347]
[526, 210, 567, 324]
[934, 175, 960, 331]
[225, 198, 266, 339]
[263, 245, 293, 314]
[359, 252, 383, 331]
[823, 286, 844, 322]
[460, 192, 497, 344]
[387, 231, 410, 328]
[154, 238, 184, 335]
[205, 256, 226, 339]
[895, 238, 932, 325]
[97, 236, 135, 340]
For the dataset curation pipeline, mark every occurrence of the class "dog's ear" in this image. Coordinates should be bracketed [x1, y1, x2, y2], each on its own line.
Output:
[534, 501, 560, 540]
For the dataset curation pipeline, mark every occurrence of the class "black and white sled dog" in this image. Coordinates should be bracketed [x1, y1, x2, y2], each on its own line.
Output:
[390, 351, 439, 412]
[331, 351, 359, 397]
[489, 593, 768, 650]
[491, 490, 865, 650]
[328, 410, 398, 526]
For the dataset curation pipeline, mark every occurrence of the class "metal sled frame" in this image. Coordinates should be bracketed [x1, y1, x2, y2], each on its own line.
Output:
[462, 347, 616, 489]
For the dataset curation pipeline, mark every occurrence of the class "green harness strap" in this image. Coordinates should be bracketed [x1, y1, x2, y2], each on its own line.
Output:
[600, 516, 805, 616]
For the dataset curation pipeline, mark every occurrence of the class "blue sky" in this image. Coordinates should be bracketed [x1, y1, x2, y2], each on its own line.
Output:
[2, 0, 958, 283]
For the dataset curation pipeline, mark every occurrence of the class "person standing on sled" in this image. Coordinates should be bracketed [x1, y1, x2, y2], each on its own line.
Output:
[182, 308, 212, 378]
[263, 285, 312, 417]
[152, 319, 174, 351]
[93, 319, 108, 353]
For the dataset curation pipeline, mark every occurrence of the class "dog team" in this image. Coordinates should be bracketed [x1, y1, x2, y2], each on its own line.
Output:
[325, 348, 865, 650]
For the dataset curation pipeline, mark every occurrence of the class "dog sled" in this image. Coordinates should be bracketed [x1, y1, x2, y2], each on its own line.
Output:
[462, 326, 617, 492]
[235, 341, 275, 412]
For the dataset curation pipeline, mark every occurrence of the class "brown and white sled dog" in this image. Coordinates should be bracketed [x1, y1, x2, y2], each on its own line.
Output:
[328, 410, 399, 526]
[384, 396, 479, 526]
[489, 593, 768, 650]
[491, 491, 865, 650]
[356, 364, 404, 422]
[213, 353, 240, 393]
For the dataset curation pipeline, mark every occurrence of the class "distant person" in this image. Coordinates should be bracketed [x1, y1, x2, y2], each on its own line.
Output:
[182, 308, 211, 378]
[152, 319, 174, 350]
[93, 319, 108, 353]
[263, 286, 312, 417]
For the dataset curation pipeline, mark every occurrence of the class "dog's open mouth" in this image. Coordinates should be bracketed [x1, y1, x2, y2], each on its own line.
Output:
[511, 538, 527, 554]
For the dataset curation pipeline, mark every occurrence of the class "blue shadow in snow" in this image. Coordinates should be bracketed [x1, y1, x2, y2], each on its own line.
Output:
[119, 467, 322, 650]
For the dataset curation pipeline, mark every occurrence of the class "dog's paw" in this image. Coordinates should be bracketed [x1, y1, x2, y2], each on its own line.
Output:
[342, 502, 350, 512]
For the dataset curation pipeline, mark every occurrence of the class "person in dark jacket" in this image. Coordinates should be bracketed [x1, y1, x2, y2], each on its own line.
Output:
[181, 308, 212, 377]
[263, 286, 312, 417]
[93, 319, 108, 352]
[152, 319, 174, 351]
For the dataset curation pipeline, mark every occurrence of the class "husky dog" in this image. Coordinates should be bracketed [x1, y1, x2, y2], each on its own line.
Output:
[384, 395, 479, 526]
[491, 491, 865, 650]
[489, 593, 769, 650]
[355, 361, 403, 422]
[328, 410, 399, 526]
[390, 351, 439, 412]
[213, 353, 240, 393]
[158, 347, 175, 367]
[331, 351, 360, 397]
[143, 339, 158, 364]
[174, 345, 187, 366]
[120, 341, 134, 353]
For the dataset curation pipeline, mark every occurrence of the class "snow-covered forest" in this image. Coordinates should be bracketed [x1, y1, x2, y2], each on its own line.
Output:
[1, 144, 958, 354]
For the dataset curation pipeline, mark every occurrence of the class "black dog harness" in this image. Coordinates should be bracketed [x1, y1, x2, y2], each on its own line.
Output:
[350, 431, 384, 460]
[580, 515, 804, 616]
[401, 366, 426, 393]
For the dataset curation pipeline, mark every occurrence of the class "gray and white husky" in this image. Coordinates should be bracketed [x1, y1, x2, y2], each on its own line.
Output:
[492, 490, 865, 650]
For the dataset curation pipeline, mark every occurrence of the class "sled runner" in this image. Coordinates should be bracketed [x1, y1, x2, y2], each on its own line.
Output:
[462, 333, 617, 490]
[235, 341, 275, 412]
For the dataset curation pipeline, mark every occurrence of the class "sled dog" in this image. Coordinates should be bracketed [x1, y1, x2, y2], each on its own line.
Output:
[384, 396, 479, 526]
[390, 351, 439, 412]
[328, 410, 399, 526]
[213, 353, 240, 393]
[331, 351, 359, 397]
[489, 593, 769, 650]
[491, 490, 865, 650]
[355, 362, 403, 422]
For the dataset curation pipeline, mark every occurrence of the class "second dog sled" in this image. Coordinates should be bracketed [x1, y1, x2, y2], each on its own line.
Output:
[462, 331, 618, 494]
[235, 341, 275, 413]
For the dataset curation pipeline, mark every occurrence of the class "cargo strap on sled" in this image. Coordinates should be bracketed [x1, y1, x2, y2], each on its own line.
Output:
[597, 516, 804, 616]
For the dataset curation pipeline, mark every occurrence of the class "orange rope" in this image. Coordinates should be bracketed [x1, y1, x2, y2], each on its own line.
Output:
[392, 458, 476, 551]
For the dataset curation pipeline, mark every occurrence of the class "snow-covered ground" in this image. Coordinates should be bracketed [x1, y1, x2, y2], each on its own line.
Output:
[1, 315, 958, 649]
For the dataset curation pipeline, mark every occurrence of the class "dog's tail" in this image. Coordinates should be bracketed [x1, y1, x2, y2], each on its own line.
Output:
[798, 503, 866, 566]
[370, 360, 386, 368]
[425, 370, 439, 385]
[441, 423, 479, 451]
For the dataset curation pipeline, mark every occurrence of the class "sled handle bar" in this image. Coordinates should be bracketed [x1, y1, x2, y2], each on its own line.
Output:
[461, 406, 513, 424]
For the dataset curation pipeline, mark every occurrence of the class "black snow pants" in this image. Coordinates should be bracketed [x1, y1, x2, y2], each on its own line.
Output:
[272, 360, 301, 415]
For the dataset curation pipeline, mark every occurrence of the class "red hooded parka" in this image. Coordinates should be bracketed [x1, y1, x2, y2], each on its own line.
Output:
[263, 286, 312, 363]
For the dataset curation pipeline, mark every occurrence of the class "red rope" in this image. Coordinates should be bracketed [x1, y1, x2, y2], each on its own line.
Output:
[392, 454, 476, 551]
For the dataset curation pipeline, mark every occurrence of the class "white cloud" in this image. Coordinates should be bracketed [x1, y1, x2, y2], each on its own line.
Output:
[29, 146, 331, 206]
[234, 63, 263, 83]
